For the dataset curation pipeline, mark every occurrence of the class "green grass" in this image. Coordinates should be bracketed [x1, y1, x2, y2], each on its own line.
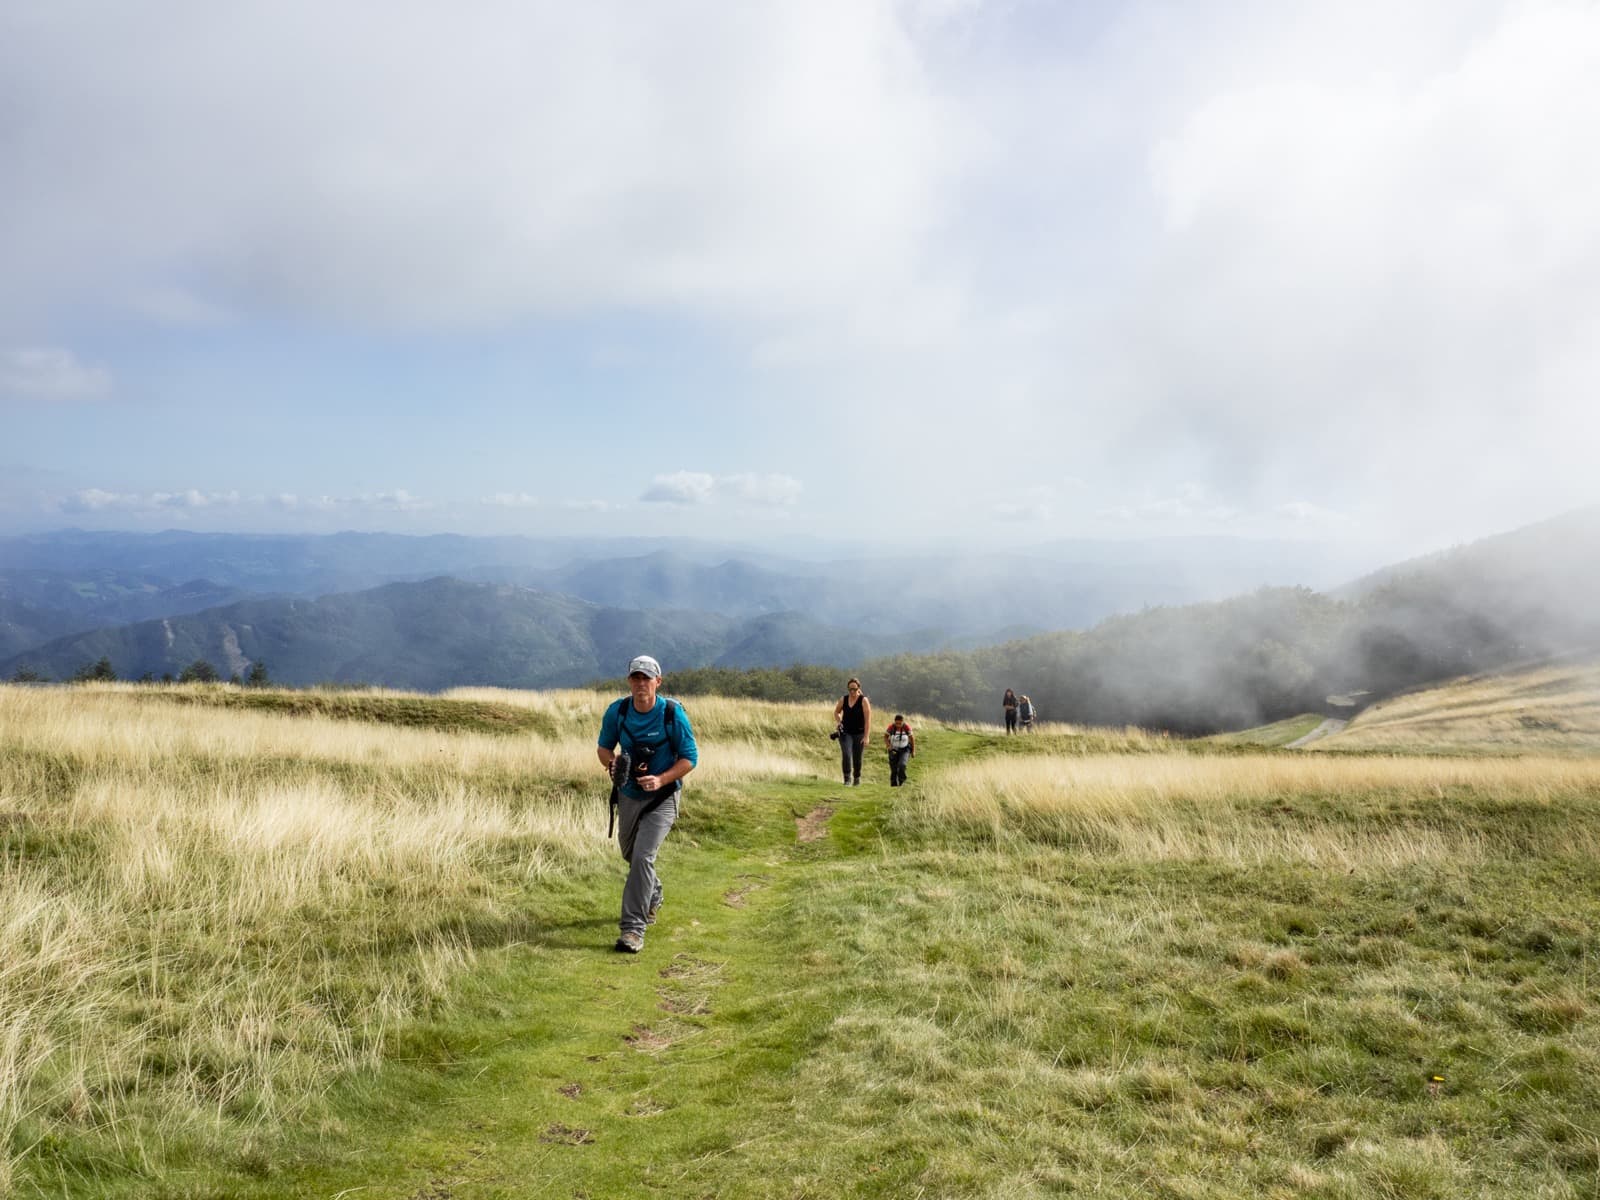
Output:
[1199, 712, 1328, 749]
[9, 687, 1600, 1198]
[141, 684, 560, 737]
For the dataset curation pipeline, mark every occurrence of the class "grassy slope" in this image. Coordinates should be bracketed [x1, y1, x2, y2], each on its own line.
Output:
[13, 691, 1600, 1198]
[131, 683, 559, 736]
[1198, 712, 1327, 749]
[1320, 656, 1600, 755]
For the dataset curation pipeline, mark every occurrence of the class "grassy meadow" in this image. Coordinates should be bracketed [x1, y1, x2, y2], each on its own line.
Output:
[1320, 657, 1600, 755]
[1, 668, 1598, 1197]
[0, 683, 817, 1195]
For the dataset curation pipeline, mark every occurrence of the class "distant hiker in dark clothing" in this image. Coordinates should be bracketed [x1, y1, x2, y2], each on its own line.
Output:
[1019, 695, 1036, 733]
[834, 678, 871, 786]
[596, 654, 698, 954]
[1003, 688, 1019, 734]
[884, 714, 915, 787]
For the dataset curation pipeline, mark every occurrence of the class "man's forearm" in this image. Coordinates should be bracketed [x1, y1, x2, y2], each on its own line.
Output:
[653, 758, 695, 787]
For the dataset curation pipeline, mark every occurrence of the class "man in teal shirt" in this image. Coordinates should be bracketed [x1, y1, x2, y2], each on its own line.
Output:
[596, 654, 699, 953]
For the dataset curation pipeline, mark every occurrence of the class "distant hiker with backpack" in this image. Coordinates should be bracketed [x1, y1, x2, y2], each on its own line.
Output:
[1002, 688, 1019, 734]
[1019, 694, 1036, 733]
[834, 678, 871, 786]
[884, 714, 915, 787]
[596, 654, 698, 954]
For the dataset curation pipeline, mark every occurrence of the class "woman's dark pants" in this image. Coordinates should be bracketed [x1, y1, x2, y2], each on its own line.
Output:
[840, 733, 865, 784]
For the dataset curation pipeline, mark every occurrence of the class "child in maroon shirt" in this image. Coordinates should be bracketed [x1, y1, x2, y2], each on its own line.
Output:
[884, 715, 915, 787]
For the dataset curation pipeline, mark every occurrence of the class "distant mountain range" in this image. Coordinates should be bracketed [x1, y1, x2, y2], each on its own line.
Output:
[4, 514, 1595, 706]
[0, 578, 917, 688]
[0, 529, 1375, 670]
[0, 569, 251, 659]
[836, 505, 1600, 733]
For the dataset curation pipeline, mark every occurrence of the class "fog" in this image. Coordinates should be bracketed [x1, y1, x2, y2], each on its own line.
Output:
[850, 508, 1600, 733]
[3, 1, 1597, 554]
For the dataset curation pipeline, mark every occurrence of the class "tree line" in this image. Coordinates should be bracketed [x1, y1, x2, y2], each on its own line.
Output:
[673, 575, 1600, 734]
[11, 658, 272, 687]
[15, 555, 1595, 736]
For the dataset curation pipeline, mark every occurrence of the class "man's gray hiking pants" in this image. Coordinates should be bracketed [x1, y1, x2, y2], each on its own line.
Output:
[617, 788, 678, 936]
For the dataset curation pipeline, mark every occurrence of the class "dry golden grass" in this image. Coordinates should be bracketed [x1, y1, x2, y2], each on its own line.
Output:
[1322, 657, 1600, 754]
[2, 686, 813, 788]
[920, 751, 1600, 865]
[0, 681, 823, 1188]
[944, 719, 1177, 754]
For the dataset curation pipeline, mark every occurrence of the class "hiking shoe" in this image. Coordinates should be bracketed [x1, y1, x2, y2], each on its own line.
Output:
[614, 931, 643, 954]
[646, 891, 663, 926]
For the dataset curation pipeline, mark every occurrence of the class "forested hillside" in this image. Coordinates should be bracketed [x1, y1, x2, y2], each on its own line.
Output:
[9, 511, 1596, 733]
[676, 509, 1600, 734]
[0, 578, 905, 689]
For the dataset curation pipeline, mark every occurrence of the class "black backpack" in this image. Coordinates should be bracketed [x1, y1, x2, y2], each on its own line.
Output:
[610, 696, 682, 762]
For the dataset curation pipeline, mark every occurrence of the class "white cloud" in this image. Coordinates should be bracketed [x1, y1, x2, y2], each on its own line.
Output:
[152, 489, 241, 509]
[0, 1, 971, 331]
[992, 483, 1064, 522]
[1098, 484, 1239, 525]
[641, 472, 718, 505]
[59, 488, 143, 513]
[7, 3, 1600, 549]
[482, 492, 540, 508]
[560, 499, 612, 513]
[1274, 501, 1351, 526]
[1103, 0, 1600, 523]
[125, 285, 232, 327]
[641, 471, 802, 507]
[720, 473, 803, 507]
[60, 487, 241, 513]
[0, 347, 110, 400]
[364, 490, 432, 513]
[269, 493, 341, 512]
[992, 502, 1050, 522]
[67, 488, 427, 515]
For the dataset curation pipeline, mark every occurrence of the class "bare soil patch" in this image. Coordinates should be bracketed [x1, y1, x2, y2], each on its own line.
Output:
[539, 1123, 595, 1145]
[617, 1017, 694, 1056]
[658, 989, 713, 1016]
[659, 954, 724, 983]
[722, 873, 768, 907]
[796, 804, 835, 843]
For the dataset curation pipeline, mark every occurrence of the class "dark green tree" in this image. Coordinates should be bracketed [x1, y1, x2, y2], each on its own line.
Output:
[245, 661, 271, 688]
[71, 657, 117, 683]
[10, 666, 47, 683]
[178, 659, 220, 684]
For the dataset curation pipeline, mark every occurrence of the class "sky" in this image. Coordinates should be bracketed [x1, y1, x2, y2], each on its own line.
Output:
[3, 0, 1598, 557]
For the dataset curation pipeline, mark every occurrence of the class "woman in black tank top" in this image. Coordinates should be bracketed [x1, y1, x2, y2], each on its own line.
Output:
[833, 678, 872, 785]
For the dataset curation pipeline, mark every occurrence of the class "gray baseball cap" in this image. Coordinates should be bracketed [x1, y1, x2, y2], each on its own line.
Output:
[627, 654, 662, 679]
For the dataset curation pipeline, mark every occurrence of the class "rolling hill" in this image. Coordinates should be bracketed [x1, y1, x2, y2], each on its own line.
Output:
[1313, 653, 1600, 755]
[0, 529, 1372, 653]
[0, 577, 908, 688]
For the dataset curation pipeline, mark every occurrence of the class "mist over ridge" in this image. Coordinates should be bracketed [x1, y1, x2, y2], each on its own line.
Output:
[6, 507, 1599, 736]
